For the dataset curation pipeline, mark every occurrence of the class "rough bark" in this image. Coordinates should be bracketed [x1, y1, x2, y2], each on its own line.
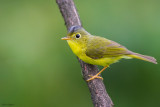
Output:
[56, 0, 113, 107]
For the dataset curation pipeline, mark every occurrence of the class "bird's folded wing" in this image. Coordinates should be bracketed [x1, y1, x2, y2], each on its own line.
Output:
[85, 36, 130, 59]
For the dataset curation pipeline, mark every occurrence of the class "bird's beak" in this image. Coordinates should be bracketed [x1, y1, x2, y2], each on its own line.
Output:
[61, 37, 72, 40]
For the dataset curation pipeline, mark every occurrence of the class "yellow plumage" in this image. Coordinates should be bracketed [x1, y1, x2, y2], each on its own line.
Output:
[67, 40, 122, 66]
[62, 26, 157, 81]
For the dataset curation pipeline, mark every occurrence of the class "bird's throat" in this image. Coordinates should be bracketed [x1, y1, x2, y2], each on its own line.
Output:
[67, 40, 83, 56]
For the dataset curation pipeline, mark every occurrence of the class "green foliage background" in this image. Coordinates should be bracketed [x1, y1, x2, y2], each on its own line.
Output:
[0, 0, 160, 107]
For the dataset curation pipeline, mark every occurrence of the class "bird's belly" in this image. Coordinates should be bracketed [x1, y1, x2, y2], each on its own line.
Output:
[79, 54, 122, 66]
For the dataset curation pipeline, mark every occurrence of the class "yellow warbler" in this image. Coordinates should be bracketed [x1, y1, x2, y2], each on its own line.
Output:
[62, 26, 157, 81]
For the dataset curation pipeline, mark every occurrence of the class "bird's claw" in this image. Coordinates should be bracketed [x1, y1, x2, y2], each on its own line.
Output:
[86, 75, 103, 82]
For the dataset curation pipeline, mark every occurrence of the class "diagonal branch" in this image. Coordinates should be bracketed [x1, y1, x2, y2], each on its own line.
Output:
[56, 0, 113, 107]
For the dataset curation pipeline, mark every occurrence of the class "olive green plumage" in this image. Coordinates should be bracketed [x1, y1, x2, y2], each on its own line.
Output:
[61, 26, 157, 81]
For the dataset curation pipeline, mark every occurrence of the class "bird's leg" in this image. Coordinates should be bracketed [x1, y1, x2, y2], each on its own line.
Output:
[86, 65, 108, 82]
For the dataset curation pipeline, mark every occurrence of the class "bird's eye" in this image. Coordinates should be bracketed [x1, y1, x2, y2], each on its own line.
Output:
[75, 34, 81, 38]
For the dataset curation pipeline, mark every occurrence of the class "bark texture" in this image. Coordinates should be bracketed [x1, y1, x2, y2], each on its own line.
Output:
[56, 0, 113, 107]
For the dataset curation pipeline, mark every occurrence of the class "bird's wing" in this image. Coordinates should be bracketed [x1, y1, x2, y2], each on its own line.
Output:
[85, 36, 130, 59]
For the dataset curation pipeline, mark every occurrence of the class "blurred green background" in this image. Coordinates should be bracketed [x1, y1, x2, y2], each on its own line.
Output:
[0, 0, 160, 107]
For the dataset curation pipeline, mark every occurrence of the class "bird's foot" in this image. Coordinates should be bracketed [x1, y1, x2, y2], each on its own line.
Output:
[86, 75, 103, 82]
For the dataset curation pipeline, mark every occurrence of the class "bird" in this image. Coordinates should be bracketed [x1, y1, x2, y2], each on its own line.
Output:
[61, 26, 157, 81]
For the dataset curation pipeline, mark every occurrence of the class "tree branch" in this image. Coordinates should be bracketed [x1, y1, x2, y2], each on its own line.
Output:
[56, 0, 113, 106]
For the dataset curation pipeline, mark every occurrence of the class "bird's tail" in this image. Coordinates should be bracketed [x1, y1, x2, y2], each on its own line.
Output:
[127, 51, 157, 64]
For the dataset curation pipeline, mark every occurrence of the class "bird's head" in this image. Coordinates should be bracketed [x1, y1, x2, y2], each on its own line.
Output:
[61, 26, 90, 45]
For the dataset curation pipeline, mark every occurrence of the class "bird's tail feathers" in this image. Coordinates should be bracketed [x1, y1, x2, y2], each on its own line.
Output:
[127, 51, 157, 64]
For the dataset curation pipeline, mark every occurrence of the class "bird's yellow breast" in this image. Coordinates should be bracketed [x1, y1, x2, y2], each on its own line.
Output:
[67, 40, 83, 56]
[67, 40, 122, 66]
